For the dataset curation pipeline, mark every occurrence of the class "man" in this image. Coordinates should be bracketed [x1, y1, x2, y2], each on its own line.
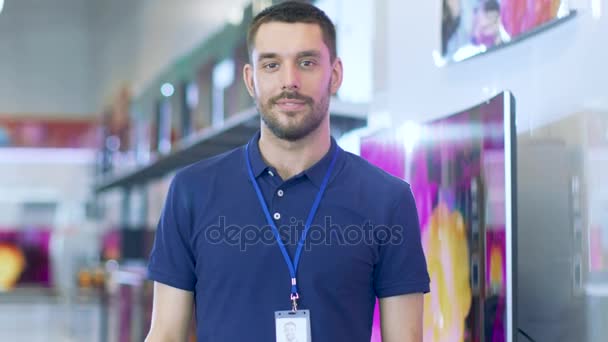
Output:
[284, 321, 298, 342]
[145, 2, 429, 341]
[471, 0, 511, 48]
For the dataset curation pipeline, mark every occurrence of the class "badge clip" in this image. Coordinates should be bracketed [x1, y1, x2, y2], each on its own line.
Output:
[291, 292, 299, 312]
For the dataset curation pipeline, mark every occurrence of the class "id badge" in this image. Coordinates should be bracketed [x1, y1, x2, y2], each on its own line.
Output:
[275, 310, 312, 342]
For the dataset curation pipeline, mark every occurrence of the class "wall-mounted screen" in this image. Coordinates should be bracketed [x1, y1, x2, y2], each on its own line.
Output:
[441, 0, 576, 63]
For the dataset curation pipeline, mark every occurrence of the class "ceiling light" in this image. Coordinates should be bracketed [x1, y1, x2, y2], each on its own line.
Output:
[161, 83, 174, 97]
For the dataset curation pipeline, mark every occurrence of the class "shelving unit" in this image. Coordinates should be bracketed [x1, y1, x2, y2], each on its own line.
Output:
[95, 99, 368, 194]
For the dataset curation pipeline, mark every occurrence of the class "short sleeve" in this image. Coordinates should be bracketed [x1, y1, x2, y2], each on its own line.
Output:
[373, 184, 430, 298]
[147, 173, 196, 291]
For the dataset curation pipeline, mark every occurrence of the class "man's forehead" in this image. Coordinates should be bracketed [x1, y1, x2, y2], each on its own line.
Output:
[253, 22, 329, 58]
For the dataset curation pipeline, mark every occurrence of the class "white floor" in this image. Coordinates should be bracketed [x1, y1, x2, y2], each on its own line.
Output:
[0, 301, 101, 342]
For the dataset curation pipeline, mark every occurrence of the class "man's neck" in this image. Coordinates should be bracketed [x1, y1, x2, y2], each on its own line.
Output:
[258, 123, 331, 180]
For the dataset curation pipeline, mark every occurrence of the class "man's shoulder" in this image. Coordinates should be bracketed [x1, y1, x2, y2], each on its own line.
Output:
[173, 146, 245, 184]
[341, 149, 411, 193]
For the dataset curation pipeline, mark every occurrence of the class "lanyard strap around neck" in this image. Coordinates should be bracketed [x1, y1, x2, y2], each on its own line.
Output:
[245, 141, 339, 310]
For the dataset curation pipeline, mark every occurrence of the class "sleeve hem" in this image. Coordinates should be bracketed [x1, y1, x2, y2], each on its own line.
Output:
[147, 268, 195, 292]
[375, 281, 430, 298]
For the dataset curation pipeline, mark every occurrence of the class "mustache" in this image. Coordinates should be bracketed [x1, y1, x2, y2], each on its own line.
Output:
[270, 91, 313, 105]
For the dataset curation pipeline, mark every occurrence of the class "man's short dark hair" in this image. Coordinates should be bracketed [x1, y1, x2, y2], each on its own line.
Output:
[247, 1, 337, 62]
[481, 0, 500, 13]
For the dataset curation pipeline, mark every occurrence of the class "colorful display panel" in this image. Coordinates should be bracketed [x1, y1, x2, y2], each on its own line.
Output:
[0, 228, 52, 291]
[441, 0, 575, 62]
[362, 92, 515, 341]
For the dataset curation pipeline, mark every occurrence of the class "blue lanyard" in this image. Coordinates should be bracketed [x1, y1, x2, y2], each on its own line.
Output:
[245, 141, 339, 311]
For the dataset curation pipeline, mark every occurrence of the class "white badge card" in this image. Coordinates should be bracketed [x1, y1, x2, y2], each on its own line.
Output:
[275, 310, 312, 342]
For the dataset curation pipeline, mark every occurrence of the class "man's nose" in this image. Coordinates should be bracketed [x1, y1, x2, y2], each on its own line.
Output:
[281, 64, 301, 91]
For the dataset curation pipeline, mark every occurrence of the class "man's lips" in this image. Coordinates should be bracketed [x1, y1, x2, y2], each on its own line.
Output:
[276, 98, 306, 104]
[274, 99, 308, 110]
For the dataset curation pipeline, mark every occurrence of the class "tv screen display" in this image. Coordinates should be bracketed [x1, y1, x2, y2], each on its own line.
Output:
[0, 228, 52, 291]
[361, 91, 516, 342]
[441, 0, 576, 62]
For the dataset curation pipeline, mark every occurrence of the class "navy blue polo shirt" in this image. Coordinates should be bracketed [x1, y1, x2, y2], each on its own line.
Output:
[147, 132, 429, 341]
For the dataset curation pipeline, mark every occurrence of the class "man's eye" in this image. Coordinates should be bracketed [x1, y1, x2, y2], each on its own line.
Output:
[300, 60, 316, 68]
[264, 63, 279, 70]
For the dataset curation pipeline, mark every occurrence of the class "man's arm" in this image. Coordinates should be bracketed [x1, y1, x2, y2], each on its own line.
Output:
[145, 282, 194, 342]
[379, 293, 424, 342]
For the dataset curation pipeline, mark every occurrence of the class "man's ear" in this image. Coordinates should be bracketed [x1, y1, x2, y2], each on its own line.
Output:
[243, 63, 255, 97]
[330, 57, 344, 95]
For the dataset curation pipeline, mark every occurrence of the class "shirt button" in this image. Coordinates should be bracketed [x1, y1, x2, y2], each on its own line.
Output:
[277, 189, 284, 197]
[268, 170, 275, 177]
[273, 212, 281, 220]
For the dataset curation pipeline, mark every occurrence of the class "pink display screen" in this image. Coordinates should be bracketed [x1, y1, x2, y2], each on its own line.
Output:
[0, 228, 52, 290]
[362, 92, 514, 342]
[442, 0, 575, 62]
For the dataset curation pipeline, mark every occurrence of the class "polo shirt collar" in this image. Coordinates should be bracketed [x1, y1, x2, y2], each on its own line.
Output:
[302, 136, 340, 188]
[246, 131, 342, 187]
[246, 131, 269, 178]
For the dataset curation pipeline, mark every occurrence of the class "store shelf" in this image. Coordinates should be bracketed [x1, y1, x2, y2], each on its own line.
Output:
[94, 100, 368, 194]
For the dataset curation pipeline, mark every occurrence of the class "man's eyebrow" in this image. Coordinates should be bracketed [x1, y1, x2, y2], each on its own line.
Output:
[296, 50, 322, 59]
[257, 50, 322, 61]
[257, 52, 279, 61]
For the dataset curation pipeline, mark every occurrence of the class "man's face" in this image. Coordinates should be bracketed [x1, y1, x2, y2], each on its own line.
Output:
[244, 22, 343, 141]
[476, 9, 500, 36]
[284, 322, 296, 341]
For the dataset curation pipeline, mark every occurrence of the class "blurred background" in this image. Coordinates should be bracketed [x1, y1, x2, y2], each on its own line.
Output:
[0, 0, 605, 341]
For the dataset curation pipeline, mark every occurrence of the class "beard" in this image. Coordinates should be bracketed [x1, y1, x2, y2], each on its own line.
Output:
[255, 86, 331, 142]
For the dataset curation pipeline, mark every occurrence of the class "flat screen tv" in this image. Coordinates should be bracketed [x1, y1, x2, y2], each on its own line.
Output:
[0, 228, 52, 291]
[361, 91, 516, 342]
[440, 0, 576, 63]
